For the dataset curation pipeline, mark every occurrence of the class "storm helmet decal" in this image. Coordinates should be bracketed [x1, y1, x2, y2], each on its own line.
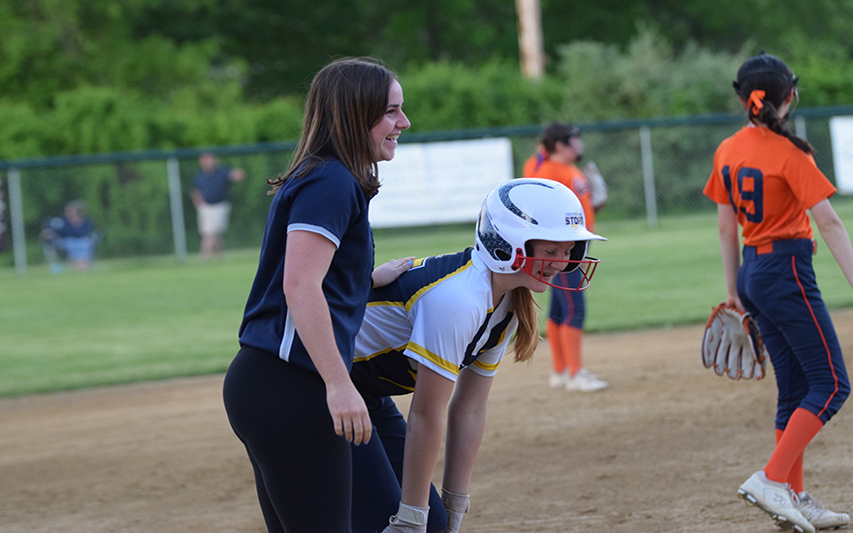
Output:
[565, 211, 585, 228]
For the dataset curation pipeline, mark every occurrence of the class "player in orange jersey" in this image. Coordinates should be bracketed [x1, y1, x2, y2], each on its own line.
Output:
[704, 52, 853, 533]
[523, 122, 608, 392]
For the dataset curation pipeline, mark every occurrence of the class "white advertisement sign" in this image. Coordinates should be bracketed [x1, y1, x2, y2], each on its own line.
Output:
[370, 137, 514, 228]
[829, 116, 853, 194]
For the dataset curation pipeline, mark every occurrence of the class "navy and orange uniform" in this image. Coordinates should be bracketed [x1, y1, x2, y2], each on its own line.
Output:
[522, 152, 590, 379]
[523, 152, 595, 231]
[351, 247, 517, 402]
[704, 125, 849, 428]
[349, 247, 517, 533]
[704, 126, 834, 248]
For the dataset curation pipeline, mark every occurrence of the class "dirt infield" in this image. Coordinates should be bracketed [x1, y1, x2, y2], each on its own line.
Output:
[3, 310, 853, 533]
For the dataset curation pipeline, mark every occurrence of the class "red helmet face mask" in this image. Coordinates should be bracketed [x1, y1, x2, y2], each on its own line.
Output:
[510, 247, 600, 292]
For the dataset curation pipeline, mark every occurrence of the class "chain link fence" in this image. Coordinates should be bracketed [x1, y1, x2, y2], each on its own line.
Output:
[2, 106, 851, 273]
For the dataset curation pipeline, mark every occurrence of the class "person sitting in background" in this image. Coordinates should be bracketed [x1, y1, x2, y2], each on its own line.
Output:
[40, 200, 100, 272]
[190, 152, 246, 260]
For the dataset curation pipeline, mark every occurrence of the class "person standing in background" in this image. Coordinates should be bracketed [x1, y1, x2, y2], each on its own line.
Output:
[190, 152, 246, 260]
[522, 122, 609, 392]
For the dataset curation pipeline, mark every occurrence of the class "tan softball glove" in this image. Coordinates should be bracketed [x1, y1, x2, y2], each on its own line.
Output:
[701, 303, 768, 380]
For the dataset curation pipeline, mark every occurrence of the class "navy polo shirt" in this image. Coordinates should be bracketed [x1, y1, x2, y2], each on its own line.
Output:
[193, 166, 232, 204]
[239, 158, 375, 374]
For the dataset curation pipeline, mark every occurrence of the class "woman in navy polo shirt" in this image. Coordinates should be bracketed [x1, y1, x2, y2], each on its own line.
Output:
[223, 57, 411, 533]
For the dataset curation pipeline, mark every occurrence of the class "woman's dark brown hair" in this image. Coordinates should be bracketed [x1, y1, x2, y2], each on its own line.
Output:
[268, 57, 397, 196]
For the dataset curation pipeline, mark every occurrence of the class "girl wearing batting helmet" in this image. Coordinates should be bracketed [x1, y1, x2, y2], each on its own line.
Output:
[349, 178, 606, 533]
[704, 52, 853, 533]
[222, 57, 412, 533]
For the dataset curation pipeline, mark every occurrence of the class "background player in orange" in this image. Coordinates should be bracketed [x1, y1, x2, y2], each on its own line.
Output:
[704, 52, 853, 533]
[522, 122, 608, 392]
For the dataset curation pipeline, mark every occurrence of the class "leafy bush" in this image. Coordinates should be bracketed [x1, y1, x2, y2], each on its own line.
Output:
[555, 25, 749, 121]
[401, 59, 563, 130]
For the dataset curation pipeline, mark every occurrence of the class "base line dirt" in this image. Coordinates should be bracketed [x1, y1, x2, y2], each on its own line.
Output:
[2, 310, 853, 532]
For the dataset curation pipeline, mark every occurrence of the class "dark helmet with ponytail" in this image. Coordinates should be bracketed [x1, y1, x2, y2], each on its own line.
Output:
[732, 52, 813, 154]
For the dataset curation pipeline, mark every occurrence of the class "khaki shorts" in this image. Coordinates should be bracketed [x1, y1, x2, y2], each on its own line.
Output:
[197, 202, 231, 236]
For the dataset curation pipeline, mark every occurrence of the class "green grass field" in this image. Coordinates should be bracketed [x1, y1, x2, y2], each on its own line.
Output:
[3, 200, 853, 397]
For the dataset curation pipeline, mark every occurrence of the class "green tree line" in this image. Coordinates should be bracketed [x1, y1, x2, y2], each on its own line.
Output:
[2, 0, 853, 160]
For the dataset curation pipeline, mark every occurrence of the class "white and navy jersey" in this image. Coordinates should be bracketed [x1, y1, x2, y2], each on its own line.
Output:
[351, 247, 518, 398]
[239, 158, 374, 374]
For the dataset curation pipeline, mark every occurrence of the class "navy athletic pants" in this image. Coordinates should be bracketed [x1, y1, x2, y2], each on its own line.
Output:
[223, 346, 353, 533]
[738, 239, 850, 429]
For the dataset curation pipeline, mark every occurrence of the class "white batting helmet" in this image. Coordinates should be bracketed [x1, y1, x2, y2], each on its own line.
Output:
[474, 178, 606, 289]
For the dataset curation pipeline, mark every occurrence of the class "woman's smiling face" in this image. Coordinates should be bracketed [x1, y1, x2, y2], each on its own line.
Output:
[370, 80, 410, 162]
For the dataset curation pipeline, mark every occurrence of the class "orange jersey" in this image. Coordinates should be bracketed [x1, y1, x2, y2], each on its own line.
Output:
[523, 153, 595, 230]
[703, 126, 835, 247]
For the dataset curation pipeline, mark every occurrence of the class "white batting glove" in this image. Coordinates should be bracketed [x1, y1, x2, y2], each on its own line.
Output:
[381, 502, 429, 533]
[441, 489, 470, 533]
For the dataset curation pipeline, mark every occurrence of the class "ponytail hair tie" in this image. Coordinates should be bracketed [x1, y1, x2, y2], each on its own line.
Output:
[748, 90, 766, 115]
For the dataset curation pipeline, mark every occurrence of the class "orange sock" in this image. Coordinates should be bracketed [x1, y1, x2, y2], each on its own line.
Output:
[546, 320, 566, 374]
[764, 408, 822, 485]
[775, 428, 804, 493]
[561, 326, 583, 377]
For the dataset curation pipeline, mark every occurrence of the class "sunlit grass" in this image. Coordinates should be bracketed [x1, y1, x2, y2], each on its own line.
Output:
[3, 197, 853, 397]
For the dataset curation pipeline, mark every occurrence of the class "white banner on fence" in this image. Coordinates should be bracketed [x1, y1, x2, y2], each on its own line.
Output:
[830, 116, 853, 194]
[370, 137, 514, 228]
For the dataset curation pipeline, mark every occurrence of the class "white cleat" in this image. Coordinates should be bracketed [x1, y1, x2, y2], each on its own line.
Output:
[549, 370, 569, 389]
[737, 471, 815, 533]
[565, 368, 609, 392]
[797, 492, 851, 530]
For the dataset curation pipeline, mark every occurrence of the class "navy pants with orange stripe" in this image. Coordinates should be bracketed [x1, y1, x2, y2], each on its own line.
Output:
[739, 239, 850, 429]
[548, 269, 585, 328]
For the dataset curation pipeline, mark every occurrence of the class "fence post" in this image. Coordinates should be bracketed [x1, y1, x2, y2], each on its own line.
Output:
[166, 157, 188, 263]
[795, 115, 807, 139]
[639, 126, 658, 229]
[7, 168, 27, 275]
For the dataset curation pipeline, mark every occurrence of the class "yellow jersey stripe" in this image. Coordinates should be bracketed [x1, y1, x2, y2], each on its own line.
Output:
[405, 260, 473, 312]
[473, 359, 500, 372]
[378, 377, 415, 392]
[367, 300, 405, 307]
[407, 342, 460, 376]
[353, 344, 407, 363]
